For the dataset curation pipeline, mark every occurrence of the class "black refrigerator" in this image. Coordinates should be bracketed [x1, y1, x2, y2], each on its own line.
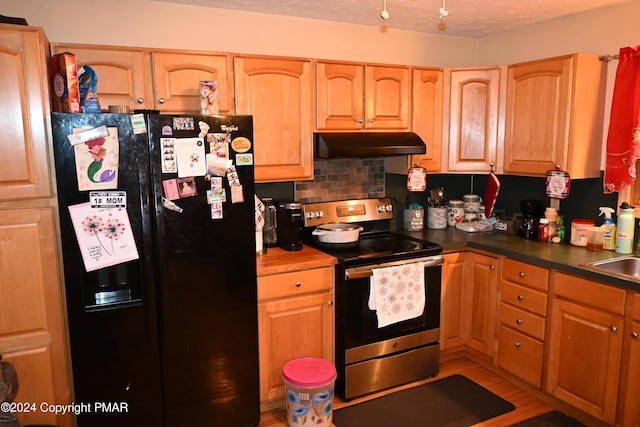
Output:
[51, 112, 259, 427]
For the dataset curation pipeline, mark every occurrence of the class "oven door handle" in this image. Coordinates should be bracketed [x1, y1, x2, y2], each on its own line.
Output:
[344, 255, 444, 280]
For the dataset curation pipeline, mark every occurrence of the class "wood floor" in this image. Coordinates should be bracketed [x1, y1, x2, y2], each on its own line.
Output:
[259, 357, 558, 427]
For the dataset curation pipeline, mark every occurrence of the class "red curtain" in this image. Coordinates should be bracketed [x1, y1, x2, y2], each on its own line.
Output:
[604, 46, 640, 194]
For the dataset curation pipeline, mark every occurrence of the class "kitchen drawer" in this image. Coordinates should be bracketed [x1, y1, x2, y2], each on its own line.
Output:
[503, 258, 549, 291]
[258, 267, 334, 301]
[501, 281, 547, 316]
[631, 291, 640, 321]
[500, 302, 546, 340]
[553, 272, 626, 315]
[497, 325, 544, 387]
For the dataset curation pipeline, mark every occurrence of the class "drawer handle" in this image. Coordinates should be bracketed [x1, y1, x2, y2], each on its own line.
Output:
[514, 342, 521, 348]
[295, 282, 301, 288]
[517, 295, 524, 301]
[516, 319, 523, 325]
[611, 326, 618, 333]
[519, 271, 525, 278]
[137, 97, 144, 104]
[632, 332, 639, 339]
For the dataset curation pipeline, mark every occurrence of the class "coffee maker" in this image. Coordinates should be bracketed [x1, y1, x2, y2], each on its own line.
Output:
[277, 201, 303, 251]
[518, 199, 542, 239]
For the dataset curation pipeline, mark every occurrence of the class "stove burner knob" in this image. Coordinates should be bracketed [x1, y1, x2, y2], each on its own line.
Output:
[315, 211, 324, 219]
[385, 204, 393, 212]
[305, 212, 315, 219]
[376, 205, 385, 213]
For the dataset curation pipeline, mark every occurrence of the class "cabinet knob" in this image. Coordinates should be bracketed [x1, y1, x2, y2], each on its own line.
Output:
[516, 319, 523, 325]
[327, 300, 333, 307]
[519, 271, 525, 278]
[357, 119, 363, 123]
[294, 282, 301, 288]
[137, 98, 144, 104]
[158, 98, 166, 104]
[517, 295, 524, 301]
[490, 265, 496, 270]
[514, 342, 521, 348]
[611, 326, 618, 333]
[632, 332, 638, 339]
[368, 118, 374, 123]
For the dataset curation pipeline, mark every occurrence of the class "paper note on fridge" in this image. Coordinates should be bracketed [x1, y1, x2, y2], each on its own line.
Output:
[175, 137, 207, 177]
[68, 202, 139, 272]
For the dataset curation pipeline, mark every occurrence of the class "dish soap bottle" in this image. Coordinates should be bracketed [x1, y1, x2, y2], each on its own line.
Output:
[615, 202, 635, 254]
[599, 207, 616, 250]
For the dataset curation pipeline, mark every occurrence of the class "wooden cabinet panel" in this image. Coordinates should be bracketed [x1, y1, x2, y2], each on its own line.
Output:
[51, 44, 152, 111]
[464, 252, 499, 357]
[502, 258, 549, 291]
[440, 252, 467, 351]
[504, 54, 606, 178]
[446, 67, 502, 172]
[316, 62, 364, 130]
[0, 208, 71, 427]
[554, 272, 626, 316]
[151, 51, 233, 114]
[235, 56, 313, 182]
[0, 26, 51, 200]
[258, 267, 333, 300]
[409, 67, 444, 172]
[365, 65, 411, 130]
[546, 282, 623, 424]
[498, 325, 544, 387]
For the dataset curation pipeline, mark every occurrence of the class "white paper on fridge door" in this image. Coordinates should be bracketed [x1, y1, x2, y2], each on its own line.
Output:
[68, 202, 139, 272]
[175, 137, 207, 177]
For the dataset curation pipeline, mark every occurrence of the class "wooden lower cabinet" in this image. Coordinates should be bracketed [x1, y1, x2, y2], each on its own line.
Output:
[440, 252, 467, 351]
[618, 292, 640, 427]
[257, 267, 334, 411]
[464, 252, 499, 358]
[545, 271, 625, 425]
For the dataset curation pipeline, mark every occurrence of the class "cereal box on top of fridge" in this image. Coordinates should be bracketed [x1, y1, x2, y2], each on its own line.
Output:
[50, 52, 80, 113]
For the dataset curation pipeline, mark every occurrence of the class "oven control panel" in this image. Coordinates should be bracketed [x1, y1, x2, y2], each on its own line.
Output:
[302, 198, 394, 227]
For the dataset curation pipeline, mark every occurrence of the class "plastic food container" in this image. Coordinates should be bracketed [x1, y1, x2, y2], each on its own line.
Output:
[282, 358, 336, 427]
[570, 219, 595, 246]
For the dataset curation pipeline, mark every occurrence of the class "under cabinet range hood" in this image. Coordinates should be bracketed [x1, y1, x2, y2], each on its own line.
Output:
[314, 132, 426, 158]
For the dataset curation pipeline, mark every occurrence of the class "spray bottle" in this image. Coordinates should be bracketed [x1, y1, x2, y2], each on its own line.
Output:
[598, 207, 616, 250]
[615, 202, 635, 254]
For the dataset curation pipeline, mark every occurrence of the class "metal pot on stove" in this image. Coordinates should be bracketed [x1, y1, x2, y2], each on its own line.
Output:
[312, 222, 363, 244]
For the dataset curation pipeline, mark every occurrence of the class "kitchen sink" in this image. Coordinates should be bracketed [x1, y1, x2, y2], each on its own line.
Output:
[583, 256, 640, 279]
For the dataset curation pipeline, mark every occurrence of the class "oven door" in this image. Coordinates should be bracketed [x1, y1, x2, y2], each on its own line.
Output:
[341, 255, 443, 350]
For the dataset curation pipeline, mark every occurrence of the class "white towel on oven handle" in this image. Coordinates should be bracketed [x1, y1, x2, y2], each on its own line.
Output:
[368, 261, 426, 328]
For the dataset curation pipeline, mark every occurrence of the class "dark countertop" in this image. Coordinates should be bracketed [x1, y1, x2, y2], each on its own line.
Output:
[394, 226, 640, 293]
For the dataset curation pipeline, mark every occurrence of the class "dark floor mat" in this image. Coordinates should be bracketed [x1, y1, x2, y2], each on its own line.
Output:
[509, 411, 588, 426]
[332, 374, 515, 427]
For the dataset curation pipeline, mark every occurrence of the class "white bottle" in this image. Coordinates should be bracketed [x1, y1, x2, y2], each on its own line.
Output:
[615, 202, 635, 254]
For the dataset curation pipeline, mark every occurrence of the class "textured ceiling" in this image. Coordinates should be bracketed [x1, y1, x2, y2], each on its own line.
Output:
[145, 0, 634, 38]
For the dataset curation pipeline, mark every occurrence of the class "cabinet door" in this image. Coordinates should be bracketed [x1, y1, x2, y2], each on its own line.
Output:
[504, 57, 570, 176]
[257, 291, 334, 403]
[365, 65, 411, 130]
[546, 298, 623, 424]
[440, 252, 467, 351]
[0, 27, 51, 200]
[446, 68, 502, 172]
[316, 62, 364, 130]
[0, 209, 71, 427]
[152, 51, 233, 114]
[622, 318, 640, 427]
[52, 44, 153, 111]
[464, 252, 499, 358]
[235, 56, 313, 182]
[409, 68, 444, 172]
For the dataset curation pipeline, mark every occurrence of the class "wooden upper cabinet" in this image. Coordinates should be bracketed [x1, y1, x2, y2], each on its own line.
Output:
[51, 44, 152, 111]
[316, 62, 410, 131]
[51, 45, 234, 114]
[0, 25, 52, 200]
[504, 54, 606, 178]
[234, 56, 314, 182]
[409, 68, 444, 172]
[151, 51, 233, 114]
[445, 67, 503, 173]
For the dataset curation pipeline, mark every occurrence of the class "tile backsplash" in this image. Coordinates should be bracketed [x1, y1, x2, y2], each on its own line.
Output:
[294, 158, 385, 203]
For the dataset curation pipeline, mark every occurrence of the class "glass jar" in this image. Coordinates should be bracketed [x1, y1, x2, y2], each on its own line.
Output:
[538, 218, 550, 242]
